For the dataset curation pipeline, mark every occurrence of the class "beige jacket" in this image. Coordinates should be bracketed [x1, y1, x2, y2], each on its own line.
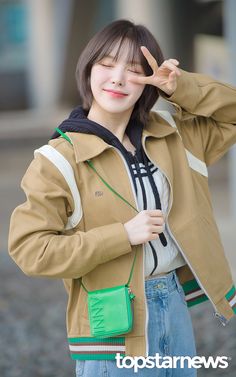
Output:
[8, 69, 236, 359]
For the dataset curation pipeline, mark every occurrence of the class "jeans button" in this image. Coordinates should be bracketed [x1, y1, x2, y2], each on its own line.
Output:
[154, 282, 165, 289]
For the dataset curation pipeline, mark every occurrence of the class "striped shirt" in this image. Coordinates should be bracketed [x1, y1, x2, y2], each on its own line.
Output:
[129, 154, 186, 277]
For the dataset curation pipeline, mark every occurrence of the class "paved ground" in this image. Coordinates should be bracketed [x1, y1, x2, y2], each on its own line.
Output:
[1, 124, 236, 376]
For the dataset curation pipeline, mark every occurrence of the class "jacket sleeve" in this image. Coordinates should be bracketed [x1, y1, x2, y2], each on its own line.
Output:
[8, 152, 132, 279]
[162, 69, 236, 166]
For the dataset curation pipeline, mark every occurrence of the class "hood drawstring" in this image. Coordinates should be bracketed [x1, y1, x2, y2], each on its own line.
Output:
[142, 151, 167, 239]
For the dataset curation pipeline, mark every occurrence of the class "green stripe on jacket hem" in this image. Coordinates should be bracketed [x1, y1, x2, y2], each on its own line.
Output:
[182, 278, 209, 307]
[225, 285, 236, 314]
[68, 337, 125, 360]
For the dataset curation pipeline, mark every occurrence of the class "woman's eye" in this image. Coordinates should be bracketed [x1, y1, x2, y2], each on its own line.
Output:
[100, 63, 113, 68]
[128, 69, 142, 74]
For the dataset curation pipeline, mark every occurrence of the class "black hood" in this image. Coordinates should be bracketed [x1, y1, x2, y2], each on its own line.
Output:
[50, 106, 145, 162]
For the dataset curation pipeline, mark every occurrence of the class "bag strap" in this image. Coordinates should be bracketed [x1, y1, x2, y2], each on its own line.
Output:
[55, 128, 138, 292]
[86, 160, 138, 213]
[80, 249, 137, 293]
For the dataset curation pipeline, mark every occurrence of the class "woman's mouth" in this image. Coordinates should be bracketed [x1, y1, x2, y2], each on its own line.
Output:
[103, 89, 128, 98]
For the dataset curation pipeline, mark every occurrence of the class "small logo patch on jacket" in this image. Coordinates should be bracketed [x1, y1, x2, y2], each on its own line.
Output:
[95, 190, 103, 197]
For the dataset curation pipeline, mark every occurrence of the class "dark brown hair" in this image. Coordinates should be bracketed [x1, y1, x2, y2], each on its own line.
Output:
[75, 19, 164, 124]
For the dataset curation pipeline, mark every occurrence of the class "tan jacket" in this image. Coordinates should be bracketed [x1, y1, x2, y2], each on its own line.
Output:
[8, 70, 236, 359]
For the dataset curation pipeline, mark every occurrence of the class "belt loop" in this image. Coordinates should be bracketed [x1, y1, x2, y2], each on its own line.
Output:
[173, 270, 181, 292]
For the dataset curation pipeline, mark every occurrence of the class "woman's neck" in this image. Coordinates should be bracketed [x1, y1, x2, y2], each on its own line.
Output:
[87, 104, 132, 143]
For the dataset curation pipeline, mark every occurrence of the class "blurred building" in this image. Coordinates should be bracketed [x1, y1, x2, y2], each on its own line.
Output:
[0, 0, 229, 111]
[0, 0, 235, 215]
[0, 0, 28, 110]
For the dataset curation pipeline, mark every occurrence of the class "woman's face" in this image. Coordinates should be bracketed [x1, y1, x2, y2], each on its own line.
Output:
[89, 40, 145, 118]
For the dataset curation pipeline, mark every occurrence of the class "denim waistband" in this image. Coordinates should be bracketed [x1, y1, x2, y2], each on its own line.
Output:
[144, 270, 181, 296]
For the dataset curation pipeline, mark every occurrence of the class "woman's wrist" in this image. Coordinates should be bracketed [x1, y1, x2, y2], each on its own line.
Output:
[161, 89, 175, 97]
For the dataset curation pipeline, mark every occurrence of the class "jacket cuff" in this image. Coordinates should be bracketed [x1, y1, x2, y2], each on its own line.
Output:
[160, 69, 200, 109]
[94, 222, 132, 263]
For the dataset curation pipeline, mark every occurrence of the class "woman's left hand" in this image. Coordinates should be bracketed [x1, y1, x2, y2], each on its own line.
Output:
[128, 46, 181, 96]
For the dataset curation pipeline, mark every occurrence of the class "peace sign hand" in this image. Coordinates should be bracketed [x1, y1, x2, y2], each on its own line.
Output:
[129, 46, 181, 96]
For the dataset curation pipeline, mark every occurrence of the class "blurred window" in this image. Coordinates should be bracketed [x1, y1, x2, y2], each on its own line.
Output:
[0, 1, 28, 72]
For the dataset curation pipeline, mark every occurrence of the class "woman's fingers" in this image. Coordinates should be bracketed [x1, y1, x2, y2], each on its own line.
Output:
[140, 46, 159, 72]
[167, 58, 180, 65]
[127, 73, 152, 85]
[161, 60, 181, 76]
[147, 209, 163, 216]
[169, 70, 177, 82]
[149, 217, 165, 225]
[140, 46, 180, 75]
[128, 46, 181, 91]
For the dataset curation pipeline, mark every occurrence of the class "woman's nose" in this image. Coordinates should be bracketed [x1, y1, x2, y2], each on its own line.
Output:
[111, 79, 123, 86]
[110, 68, 125, 86]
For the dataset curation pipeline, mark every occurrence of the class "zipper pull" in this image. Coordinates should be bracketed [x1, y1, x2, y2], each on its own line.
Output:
[214, 312, 229, 326]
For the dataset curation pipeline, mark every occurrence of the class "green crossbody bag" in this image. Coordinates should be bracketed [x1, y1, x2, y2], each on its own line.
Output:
[81, 256, 136, 338]
[55, 128, 138, 338]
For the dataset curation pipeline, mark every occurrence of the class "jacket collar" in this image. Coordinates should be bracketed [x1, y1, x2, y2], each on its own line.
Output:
[69, 132, 112, 163]
[143, 110, 177, 139]
[69, 110, 177, 163]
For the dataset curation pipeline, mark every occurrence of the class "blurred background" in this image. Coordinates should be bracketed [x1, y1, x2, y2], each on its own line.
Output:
[0, 0, 236, 376]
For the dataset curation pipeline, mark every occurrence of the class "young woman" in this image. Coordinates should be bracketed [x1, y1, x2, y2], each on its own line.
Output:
[9, 19, 236, 376]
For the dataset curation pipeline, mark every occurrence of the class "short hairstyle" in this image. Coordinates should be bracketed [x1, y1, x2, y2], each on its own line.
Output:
[75, 19, 164, 125]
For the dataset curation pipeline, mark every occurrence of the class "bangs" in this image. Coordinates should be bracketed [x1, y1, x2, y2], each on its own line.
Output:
[93, 35, 152, 75]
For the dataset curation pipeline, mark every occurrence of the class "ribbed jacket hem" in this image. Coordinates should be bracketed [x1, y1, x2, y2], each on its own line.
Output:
[68, 336, 125, 360]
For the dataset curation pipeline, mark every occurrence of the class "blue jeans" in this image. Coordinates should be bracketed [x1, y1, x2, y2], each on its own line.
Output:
[76, 270, 197, 376]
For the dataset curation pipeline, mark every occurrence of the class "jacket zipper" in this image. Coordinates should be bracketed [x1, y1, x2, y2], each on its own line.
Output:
[111, 146, 150, 356]
[142, 137, 228, 326]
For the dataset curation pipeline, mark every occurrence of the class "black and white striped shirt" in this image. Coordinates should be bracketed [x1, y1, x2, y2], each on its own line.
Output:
[129, 154, 186, 277]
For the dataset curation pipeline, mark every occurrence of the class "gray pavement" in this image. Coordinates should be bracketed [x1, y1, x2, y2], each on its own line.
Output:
[0, 111, 236, 376]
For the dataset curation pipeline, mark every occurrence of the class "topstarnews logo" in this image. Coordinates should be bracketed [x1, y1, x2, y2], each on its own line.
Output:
[115, 353, 230, 373]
